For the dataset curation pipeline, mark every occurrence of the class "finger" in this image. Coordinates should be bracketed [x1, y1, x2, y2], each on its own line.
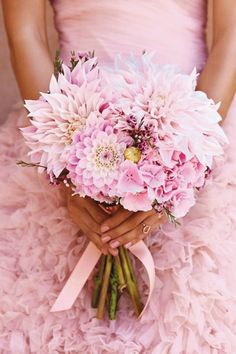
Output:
[68, 200, 102, 235]
[108, 228, 138, 249]
[108, 246, 119, 257]
[101, 209, 156, 243]
[82, 226, 109, 255]
[99, 204, 120, 215]
[108, 212, 165, 248]
[75, 212, 109, 254]
[140, 212, 166, 233]
[71, 195, 108, 224]
[68, 201, 109, 254]
[84, 198, 110, 223]
[124, 213, 165, 247]
[100, 208, 133, 233]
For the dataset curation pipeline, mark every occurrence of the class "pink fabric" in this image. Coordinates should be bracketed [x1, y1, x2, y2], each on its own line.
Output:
[1, 1, 236, 352]
[52, 0, 207, 72]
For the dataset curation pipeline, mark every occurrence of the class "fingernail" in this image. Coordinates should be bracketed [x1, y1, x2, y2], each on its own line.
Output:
[110, 240, 120, 249]
[124, 242, 132, 249]
[101, 225, 109, 233]
[109, 248, 118, 256]
[101, 235, 111, 243]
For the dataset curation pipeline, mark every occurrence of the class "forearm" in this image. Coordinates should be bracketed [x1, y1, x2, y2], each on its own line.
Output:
[197, 29, 236, 119]
[9, 35, 54, 100]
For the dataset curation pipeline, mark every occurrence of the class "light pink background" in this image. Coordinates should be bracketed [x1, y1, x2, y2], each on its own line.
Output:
[0, 2, 212, 125]
[0, 2, 58, 124]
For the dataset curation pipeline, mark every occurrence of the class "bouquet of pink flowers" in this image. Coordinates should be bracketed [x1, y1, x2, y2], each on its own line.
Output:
[19, 51, 227, 319]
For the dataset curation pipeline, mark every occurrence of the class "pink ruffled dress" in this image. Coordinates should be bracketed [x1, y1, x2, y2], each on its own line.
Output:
[1, 0, 236, 352]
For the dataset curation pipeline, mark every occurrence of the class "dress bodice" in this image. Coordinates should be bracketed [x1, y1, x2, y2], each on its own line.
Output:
[50, 0, 208, 73]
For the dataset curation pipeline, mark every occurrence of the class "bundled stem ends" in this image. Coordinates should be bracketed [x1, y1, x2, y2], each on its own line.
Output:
[92, 246, 143, 319]
[96, 255, 113, 319]
[91, 255, 106, 308]
[119, 246, 143, 317]
[109, 259, 119, 320]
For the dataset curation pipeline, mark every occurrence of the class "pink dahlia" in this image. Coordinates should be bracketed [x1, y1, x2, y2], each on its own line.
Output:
[21, 57, 112, 177]
[108, 53, 228, 169]
[67, 121, 131, 202]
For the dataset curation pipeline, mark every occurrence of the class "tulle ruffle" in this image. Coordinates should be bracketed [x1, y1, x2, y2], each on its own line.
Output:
[0, 100, 236, 353]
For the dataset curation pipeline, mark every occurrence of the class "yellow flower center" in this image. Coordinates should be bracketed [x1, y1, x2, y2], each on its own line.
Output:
[64, 121, 84, 144]
[95, 145, 119, 169]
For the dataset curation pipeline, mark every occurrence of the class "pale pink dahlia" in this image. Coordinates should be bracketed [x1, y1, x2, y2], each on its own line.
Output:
[108, 53, 228, 169]
[21, 57, 112, 177]
[67, 121, 131, 202]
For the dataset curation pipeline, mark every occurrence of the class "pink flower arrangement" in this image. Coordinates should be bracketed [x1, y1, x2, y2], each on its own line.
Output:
[19, 51, 228, 320]
[21, 51, 228, 220]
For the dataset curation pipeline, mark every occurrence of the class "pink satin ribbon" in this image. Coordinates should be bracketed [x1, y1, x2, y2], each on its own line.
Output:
[50, 240, 155, 317]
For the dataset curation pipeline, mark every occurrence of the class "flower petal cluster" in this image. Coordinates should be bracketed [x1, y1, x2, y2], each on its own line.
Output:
[67, 120, 131, 202]
[99, 53, 228, 216]
[108, 53, 227, 168]
[21, 56, 112, 177]
[22, 52, 228, 218]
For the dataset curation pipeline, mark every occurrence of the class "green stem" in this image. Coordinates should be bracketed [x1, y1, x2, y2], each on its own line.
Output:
[109, 259, 119, 320]
[119, 246, 143, 317]
[91, 255, 106, 308]
[16, 160, 47, 169]
[96, 254, 113, 320]
[114, 254, 127, 292]
[123, 247, 138, 286]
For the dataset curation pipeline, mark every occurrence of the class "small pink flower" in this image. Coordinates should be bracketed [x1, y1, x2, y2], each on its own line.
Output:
[140, 164, 166, 188]
[170, 188, 195, 218]
[120, 191, 153, 212]
[176, 163, 197, 187]
[116, 161, 144, 194]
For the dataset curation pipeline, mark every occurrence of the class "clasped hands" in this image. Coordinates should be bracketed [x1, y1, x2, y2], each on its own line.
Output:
[67, 191, 166, 256]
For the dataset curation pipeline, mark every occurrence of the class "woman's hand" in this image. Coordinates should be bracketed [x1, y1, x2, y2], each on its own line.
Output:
[64, 186, 112, 255]
[100, 207, 166, 255]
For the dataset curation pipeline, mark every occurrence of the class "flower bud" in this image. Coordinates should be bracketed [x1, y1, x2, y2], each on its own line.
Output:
[124, 147, 141, 163]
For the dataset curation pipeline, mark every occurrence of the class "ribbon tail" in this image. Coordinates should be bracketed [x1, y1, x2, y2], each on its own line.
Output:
[129, 240, 156, 318]
[50, 240, 156, 317]
[50, 242, 101, 312]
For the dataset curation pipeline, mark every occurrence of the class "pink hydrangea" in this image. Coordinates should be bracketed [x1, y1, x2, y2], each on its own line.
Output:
[120, 190, 154, 212]
[116, 160, 144, 194]
[169, 188, 196, 218]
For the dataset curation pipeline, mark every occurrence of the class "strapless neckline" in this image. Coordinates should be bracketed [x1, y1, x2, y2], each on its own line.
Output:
[50, 0, 207, 73]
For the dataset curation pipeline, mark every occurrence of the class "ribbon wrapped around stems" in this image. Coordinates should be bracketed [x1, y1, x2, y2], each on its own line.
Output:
[50, 240, 155, 318]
